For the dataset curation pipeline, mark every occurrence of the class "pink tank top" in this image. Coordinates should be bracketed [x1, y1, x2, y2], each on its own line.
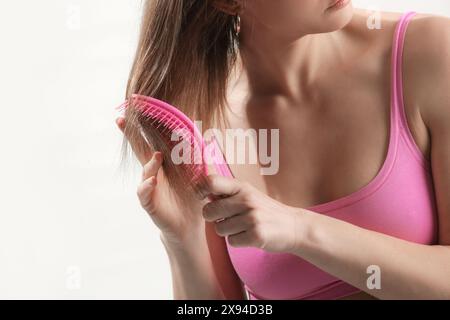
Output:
[225, 11, 438, 300]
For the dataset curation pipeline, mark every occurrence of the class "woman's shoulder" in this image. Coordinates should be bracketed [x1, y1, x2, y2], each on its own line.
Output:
[403, 13, 450, 133]
[348, 9, 450, 50]
[348, 9, 450, 106]
[403, 13, 450, 79]
[347, 9, 449, 155]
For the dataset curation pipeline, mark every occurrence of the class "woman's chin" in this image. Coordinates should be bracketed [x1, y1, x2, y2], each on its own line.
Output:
[322, 2, 354, 32]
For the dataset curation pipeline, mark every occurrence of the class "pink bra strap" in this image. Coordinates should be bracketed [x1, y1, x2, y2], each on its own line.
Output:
[391, 12, 417, 137]
[391, 11, 430, 165]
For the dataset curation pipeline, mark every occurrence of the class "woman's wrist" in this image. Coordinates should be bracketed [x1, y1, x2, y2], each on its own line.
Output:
[287, 208, 323, 255]
[160, 227, 208, 257]
[160, 228, 226, 300]
[289, 208, 349, 260]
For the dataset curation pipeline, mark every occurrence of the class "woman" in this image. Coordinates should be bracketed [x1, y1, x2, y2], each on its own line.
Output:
[116, 0, 450, 300]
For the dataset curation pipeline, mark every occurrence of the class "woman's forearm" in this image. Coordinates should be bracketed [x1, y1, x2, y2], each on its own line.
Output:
[292, 210, 450, 299]
[160, 230, 226, 300]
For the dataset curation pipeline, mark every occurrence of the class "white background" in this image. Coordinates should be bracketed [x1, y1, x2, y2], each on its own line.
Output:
[0, 0, 448, 299]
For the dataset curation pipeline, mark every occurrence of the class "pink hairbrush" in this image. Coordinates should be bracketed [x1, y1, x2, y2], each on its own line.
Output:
[118, 94, 233, 187]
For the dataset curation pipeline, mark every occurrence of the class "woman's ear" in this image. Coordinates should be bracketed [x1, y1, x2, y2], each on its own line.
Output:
[212, 0, 243, 15]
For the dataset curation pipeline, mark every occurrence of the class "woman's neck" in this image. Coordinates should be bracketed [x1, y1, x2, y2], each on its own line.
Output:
[237, 15, 355, 102]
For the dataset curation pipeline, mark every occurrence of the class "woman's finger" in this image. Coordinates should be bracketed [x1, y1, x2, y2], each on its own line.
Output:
[137, 176, 158, 214]
[227, 230, 258, 248]
[202, 193, 249, 222]
[116, 117, 126, 131]
[201, 174, 242, 199]
[116, 117, 153, 166]
[214, 213, 253, 237]
[142, 152, 163, 181]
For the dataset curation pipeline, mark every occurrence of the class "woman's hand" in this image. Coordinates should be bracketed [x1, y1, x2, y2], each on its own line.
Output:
[201, 174, 306, 253]
[116, 118, 205, 246]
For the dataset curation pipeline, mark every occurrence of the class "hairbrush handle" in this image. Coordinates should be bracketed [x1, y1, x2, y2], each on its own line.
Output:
[206, 135, 234, 178]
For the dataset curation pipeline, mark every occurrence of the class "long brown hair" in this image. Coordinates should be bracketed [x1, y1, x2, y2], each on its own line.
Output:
[122, 0, 240, 198]
[126, 0, 239, 121]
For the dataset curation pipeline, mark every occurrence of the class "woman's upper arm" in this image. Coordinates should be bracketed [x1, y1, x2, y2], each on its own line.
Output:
[429, 98, 450, 245]
[408, 16, 450, 244]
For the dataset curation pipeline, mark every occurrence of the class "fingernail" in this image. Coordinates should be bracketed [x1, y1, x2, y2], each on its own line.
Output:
[116, 117, 125, 128]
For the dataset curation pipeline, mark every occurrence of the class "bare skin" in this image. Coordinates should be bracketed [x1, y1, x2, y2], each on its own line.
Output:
[117, 3, 450, 300]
